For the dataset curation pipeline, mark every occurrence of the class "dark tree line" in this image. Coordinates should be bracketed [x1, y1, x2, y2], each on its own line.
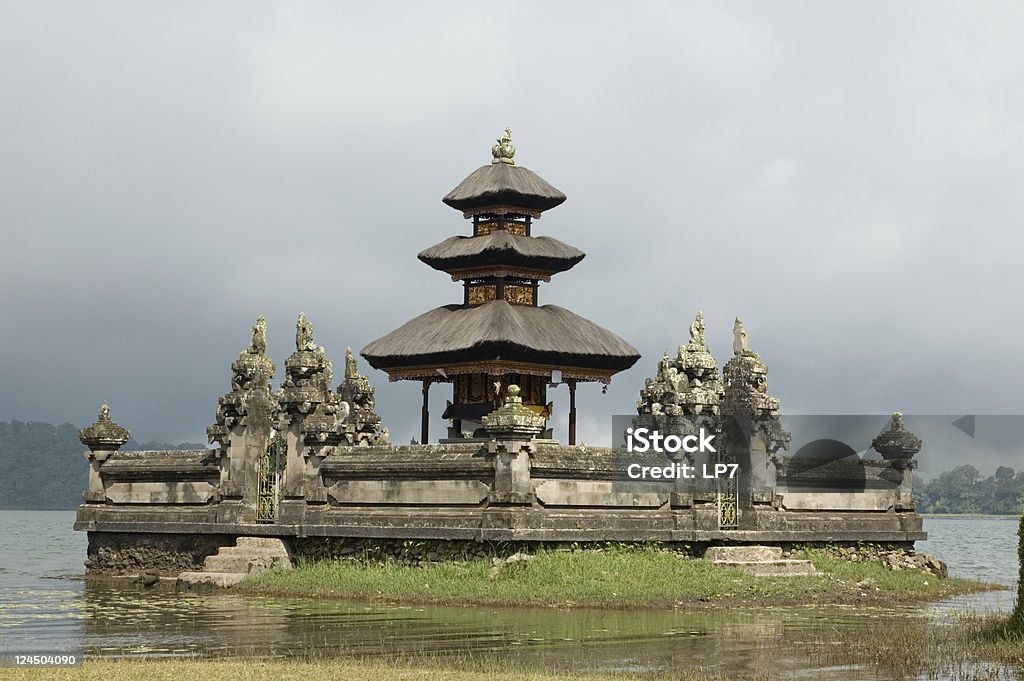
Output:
[914, 465, 1024, 515]
[0, 420, 205, 510]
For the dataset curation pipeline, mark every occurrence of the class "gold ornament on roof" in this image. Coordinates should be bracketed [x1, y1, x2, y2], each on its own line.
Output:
[491, 127, 516, 165]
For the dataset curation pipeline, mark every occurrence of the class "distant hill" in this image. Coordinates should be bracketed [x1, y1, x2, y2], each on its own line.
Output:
[0, 420, 207, 510]
[914, 465, 1024, 516]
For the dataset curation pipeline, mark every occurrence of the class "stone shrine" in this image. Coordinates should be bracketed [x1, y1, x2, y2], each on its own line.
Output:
[74, 132, 925, 575]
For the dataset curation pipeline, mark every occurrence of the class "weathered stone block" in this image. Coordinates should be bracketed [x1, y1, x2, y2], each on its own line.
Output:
[705, 545, 783, 562]
[327, 480, 490, 505]
[781, 491, 894, 512]
[534, 480, 666, 508]
[105, 481, 216, 504]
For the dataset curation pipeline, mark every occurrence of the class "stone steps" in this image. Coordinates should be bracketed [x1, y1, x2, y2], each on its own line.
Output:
[704, 545, 817, 577]
[177, 537, 292, 591]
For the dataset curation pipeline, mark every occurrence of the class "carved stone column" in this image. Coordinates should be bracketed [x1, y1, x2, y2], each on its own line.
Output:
[721, 318, 791, 526]
[871, 412, 922, 512]
[483, 385, 545, 504]
[207, 315, 277, 524]
[79, 404, 130, 503]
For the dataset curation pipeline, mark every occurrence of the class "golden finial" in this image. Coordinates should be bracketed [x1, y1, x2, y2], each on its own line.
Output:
[491, 127, 516, 165]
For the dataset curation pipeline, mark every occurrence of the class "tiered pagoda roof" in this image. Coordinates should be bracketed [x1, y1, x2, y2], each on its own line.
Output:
[418, 231, 584, 279]
[361, 129, 639, 442]
[442, 162, 566, 215]
[362, 302, 639, 380]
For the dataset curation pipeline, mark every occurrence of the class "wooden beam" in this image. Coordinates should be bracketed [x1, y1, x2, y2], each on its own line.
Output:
[421, 379, 431, 444]
[568, 379, 577, 446]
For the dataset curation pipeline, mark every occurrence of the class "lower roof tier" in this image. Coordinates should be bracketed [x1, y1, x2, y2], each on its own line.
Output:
[361, 300, 640, 382]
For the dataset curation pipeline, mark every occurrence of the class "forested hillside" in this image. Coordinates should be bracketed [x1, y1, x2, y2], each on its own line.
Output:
[914, 464, 1024, 515]
[0, 420, 206, 509]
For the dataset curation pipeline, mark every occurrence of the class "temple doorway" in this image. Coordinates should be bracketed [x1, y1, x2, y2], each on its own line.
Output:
[256, 433, 284, 523]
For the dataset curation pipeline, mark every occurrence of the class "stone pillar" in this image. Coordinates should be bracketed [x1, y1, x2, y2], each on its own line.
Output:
[483, 385, 545, 504]
[278, 312, 337, 510]
[871, 412, 922, 511]
[79, 404, 130, 503]
[721, 318, 790, 525]
[207, 315, 277, 524]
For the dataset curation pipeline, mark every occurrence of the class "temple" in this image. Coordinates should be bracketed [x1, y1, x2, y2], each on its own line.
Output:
[73, 131, 926, 581]
[362, 129, 639, 444]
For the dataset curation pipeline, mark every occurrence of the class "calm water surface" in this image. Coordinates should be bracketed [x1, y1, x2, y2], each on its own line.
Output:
[0, 511, 1019, 679]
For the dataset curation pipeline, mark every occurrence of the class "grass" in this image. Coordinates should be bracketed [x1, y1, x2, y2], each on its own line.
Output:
[10, 621, 1022, 681]
[792, 613, 1024, 680]
[238, 545, 996, 609]
[5, 658, 739, 681]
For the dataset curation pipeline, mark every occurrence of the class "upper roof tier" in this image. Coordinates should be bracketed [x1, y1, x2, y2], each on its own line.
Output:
[442, 129, 567, 215]
[418, 231, 585, 276]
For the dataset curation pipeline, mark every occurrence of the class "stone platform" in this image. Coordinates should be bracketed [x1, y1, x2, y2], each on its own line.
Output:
[74, 438, 925, 574]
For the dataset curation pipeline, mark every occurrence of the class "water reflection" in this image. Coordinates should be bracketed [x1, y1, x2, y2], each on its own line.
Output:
[1, 512, 1020, 679]
[74, 580, 952, 678]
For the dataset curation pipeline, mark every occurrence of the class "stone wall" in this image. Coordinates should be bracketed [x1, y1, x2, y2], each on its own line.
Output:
[75, 437, 925, 569]
[85, 532, 234, 575]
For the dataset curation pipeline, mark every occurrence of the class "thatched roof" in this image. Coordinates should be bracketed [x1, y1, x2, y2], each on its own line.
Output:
[362, 301, 640, 376]
[418, 231, 585, 275]
[443, 163, 567, 213]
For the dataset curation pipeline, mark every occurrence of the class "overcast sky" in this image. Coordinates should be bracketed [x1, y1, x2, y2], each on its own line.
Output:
[2, 2, 1023, 476]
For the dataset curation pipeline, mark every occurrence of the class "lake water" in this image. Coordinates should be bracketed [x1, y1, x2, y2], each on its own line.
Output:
[0, 511, 1019, 678]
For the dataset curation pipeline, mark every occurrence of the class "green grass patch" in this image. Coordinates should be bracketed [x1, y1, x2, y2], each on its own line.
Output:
[239, 545, 994, 609]
[6, 657, 721, 681]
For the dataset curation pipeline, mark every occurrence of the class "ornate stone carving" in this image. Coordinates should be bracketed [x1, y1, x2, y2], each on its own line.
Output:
[871, 412, 922, 468]
[732, 317, 750, 356]
[636, 311, 722, 420]
[482, 384, 546, 439]
[208, 316, 278, 446]
[295, 311, 315, 352]
[280, 313, 334, 414]
[274, 314, 390, 448]
[79, 403, 130, 451]
[231, 315, 276, 392]
[335, 347, 389, 446]
[722, 318, 789, 454]
[491, 127, 516, 165]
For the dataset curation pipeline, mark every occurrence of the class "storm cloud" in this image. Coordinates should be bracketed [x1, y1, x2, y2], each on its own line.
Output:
[2, 2, 1023, 476]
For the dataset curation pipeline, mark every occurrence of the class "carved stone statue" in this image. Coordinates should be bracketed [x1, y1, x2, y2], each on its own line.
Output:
[251, 315, 267, 355]
[732, 317, 749, 355]
[345, 347, 358, 380]
[296, 312, 315, 351]
[690, 310, 706, 347]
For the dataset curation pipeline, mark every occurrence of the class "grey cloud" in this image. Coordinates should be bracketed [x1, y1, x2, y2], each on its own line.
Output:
[2, 2, 1023, 476]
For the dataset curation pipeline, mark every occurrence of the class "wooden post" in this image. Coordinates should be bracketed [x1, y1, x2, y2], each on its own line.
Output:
[567, 379, 577, 446]
[421, 379, 430, 445]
